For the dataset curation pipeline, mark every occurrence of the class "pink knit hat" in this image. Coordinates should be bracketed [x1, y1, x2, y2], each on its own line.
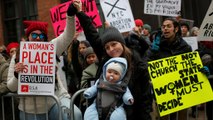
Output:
[134, 19, 144, 27]
[23, 20, 48, 37]
[6, 42, 19, 54]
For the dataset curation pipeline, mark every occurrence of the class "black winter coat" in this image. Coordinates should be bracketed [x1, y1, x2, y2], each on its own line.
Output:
[147, 36, 192, 60]
[124, 33, 149, 58]
[76, 11, 153, 120]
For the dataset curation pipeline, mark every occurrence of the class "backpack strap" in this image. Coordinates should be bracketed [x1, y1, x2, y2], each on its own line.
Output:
[104, 93, 123, 120]
[96, 74, 129, 120]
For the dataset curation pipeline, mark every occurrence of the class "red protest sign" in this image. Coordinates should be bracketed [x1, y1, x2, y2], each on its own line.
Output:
[50, 0, 102, 37]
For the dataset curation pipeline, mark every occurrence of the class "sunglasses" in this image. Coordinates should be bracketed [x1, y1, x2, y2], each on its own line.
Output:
[31, 33, 46, 39]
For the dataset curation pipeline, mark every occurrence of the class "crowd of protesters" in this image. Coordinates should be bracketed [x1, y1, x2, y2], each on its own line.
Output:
[0, 0, 213, 120]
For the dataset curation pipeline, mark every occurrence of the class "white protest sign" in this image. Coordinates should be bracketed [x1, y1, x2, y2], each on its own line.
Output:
[100, 0, 135, 33]
[18, 42, 56, 95]
[144, 0, 181, 17]
[197, 1, 213, 41]
[183, 37, 198, 51]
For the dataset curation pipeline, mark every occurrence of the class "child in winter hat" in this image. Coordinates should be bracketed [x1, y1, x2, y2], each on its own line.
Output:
[105, 60, 125, 83]
[83, 57, 134, 120]
[83, 47, 98, 68]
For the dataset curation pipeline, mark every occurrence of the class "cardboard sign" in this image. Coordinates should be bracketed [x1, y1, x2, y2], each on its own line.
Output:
[183, 37, 198, 51]
[148, 51, 213, 116]
[144, 0, 181, 17]
[100, 0, 135, 33]
[198, 1, 213, 41]
[50, 0, 102, 37]
[18, 42, 56, 95]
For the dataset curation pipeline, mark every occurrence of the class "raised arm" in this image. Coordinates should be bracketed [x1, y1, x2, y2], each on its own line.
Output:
[51, 5, 76, 57]
[73, 0, 104, 61]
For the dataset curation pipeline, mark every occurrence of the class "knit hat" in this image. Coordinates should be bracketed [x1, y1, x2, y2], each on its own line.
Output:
[143, 24, 152, 33]
[101, 26, 125, 46]
[106, 61, 125, 76]
[23, 20, 48, 37]
[6, 42, 19, 54]
[134, 19, 143, 27]
[83, 47, 95, 59]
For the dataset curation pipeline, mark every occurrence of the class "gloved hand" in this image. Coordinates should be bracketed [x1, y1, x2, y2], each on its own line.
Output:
[151, 30, 161, 51]
[199, 66, 210, 77]
[67, 2, 77, 16]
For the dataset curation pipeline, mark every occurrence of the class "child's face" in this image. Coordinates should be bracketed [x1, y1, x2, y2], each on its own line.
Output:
[79, 43, 87, 55]
[106, 69, 121, 83]
[86, 53, 97, 65]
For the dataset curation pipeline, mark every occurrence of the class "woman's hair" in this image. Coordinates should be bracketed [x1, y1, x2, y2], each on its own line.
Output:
[190, 26, 199, 36]
[163, 17, 182, 36]
[80, 40, 90, 48]
[15, 47, 20, 63]
[67, 44, 72, 64]
[120, 45, 132, 71]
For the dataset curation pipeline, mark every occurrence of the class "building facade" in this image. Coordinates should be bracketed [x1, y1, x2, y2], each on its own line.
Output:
[0, 0, 212, 46]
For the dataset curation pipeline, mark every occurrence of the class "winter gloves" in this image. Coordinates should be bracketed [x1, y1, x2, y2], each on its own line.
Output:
[67, 3, 77, 16]
[151, 30, 161, 51]
[199, 66, 210, 77]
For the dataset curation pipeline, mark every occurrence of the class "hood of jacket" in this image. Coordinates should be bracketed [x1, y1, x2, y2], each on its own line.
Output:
[102, 57, 127, 83]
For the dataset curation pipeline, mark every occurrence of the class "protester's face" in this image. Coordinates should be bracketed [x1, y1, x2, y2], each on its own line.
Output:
[181, 26, 189, 36]
[29, 30, 46, 42]
[86, 53, 97, 65]
[192, 30, 199, 36]
[136, 25, 143, 33]
[106, 69, 120, 83]
[143, 28, 150, 36]
[161, 20, 177, 41]
[9, 47, 17, 58]
[79, 43, 87, 55]
[104, 41, 124, 57]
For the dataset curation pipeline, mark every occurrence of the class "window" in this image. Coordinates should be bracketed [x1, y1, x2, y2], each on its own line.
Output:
[2, 0, 38, 44]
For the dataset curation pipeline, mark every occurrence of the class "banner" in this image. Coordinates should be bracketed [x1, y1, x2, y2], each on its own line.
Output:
[148, 51, 213, 116]
[50, 0, 102, 37]
[100, 0, 135, 33]
[144, 0, 181, 17]
[198, 1, 213, 41]
[18, 42, 56, 95]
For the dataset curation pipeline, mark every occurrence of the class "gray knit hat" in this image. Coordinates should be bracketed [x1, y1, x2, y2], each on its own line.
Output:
[106, 62, 125, 76]
[101, 26, 125, 46]
[83, 47, 95, 59]
[143, 24, 152, 33]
